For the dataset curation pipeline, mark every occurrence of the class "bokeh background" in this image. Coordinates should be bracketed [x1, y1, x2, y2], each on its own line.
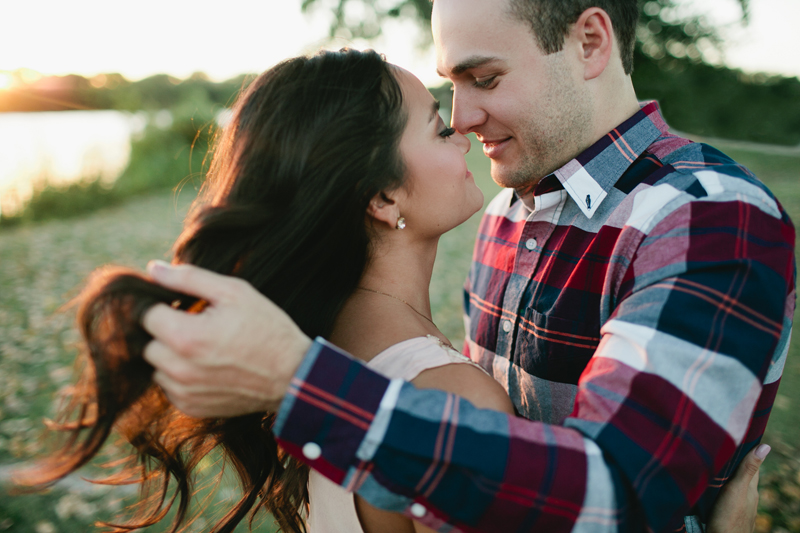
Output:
[0, 0, 798, 531]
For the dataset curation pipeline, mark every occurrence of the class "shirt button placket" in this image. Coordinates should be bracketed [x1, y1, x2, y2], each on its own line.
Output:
[498, 224, 538, 358]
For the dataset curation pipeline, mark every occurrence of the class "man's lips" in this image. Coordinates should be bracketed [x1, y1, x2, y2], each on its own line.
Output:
[480, 137, 511, 159]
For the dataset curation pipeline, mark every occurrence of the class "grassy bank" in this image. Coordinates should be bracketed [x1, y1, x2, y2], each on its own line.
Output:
[0, 137, 797, 532]
[0, 97, 215, 227]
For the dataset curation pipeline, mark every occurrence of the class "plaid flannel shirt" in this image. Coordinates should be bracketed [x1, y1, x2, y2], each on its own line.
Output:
[274, 102, 796, 532]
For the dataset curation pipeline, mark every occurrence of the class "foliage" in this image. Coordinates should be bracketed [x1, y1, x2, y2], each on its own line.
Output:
[300, 0, 749, 53]
[634, 0, 741, 63]
[302, 0, 432, 41]
[632, 51, 800, 145]
[0, 89, 218, 226]
[0, 71, 247, 114]
[112, 88, 217, 197]
[21, 178, 120, 223]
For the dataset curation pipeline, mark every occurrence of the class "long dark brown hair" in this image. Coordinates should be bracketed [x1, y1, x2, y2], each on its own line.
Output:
[18, 48, 408, 532]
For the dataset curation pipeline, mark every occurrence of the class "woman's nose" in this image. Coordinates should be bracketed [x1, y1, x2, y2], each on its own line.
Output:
[456, 130, 471, 154]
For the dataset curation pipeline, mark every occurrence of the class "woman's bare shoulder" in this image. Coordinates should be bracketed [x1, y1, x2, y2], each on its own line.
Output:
[331, 296, 514, 415]
[412, 360, 515, 414]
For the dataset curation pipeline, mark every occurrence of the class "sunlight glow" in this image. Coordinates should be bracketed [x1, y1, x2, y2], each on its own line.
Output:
[0, 0, 436, 87]
[0, 72, 14, 90]
[0, 0, 796, 85]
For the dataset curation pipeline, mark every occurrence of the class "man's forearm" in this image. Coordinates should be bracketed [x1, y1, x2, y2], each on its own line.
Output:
[274, 333, 779, 533]
[274, 196, 795, 533]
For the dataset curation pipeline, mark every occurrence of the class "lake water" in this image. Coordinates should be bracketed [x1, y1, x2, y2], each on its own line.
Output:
[0, 110, 149, 215]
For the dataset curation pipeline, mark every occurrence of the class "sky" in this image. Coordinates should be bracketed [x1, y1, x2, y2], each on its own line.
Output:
[0, 0, 798, 88]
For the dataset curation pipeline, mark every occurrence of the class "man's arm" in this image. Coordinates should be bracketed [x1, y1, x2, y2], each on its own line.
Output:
[272, 190, 794, 531]
[142, 186, 794, 532]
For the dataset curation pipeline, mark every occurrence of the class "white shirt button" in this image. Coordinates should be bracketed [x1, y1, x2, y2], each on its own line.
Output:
[502, 320, 512, 332]
[525, 238, 537, 251]
[302, 442, 322, 460]
[410, 503, 427, 518]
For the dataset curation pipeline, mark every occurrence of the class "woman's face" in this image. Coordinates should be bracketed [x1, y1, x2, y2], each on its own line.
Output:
[394, 67, 484, 237]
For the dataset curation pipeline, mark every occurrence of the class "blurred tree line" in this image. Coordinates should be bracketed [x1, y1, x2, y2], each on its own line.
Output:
[1, 1, 798, 146]
[0, 72, 246, 114]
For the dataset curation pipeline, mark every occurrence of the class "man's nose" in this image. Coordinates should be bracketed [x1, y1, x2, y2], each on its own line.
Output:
[450, 87, 487, 135]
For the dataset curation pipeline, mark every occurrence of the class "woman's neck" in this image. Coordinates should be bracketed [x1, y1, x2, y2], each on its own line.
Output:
[359, 237, 439, 315]
[330, 237, 443, 361]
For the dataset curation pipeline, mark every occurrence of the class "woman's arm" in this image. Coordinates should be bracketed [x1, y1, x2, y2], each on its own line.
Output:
[411, 363, 516, 414]
[355, 361, 516, 533]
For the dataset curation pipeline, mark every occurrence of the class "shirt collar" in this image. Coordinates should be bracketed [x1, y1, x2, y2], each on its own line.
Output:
[518, 101, 667, 218]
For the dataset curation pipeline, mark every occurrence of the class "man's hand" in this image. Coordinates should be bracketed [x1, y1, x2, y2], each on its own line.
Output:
[141, 261, 312, 418]
[707, 444, 770, 533]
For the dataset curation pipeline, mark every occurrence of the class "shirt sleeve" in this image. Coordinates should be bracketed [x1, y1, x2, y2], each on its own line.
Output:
[273, 190, 795, 533]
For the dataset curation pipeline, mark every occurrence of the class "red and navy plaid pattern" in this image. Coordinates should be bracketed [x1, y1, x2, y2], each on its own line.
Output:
[275, 103, 796, 532]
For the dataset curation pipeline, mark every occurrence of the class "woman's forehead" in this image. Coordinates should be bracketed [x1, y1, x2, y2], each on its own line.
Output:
[393, 67, 436, 120]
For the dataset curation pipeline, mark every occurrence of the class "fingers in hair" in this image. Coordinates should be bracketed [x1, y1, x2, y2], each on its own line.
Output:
[147, 260, 245, 305]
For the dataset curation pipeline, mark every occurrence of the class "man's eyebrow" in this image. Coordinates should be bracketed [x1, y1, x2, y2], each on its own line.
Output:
[430, 100, 441, 122]
[436, 55, 500, 77]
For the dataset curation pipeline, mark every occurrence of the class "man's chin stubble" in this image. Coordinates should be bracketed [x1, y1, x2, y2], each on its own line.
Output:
[490, 149, 557, 192]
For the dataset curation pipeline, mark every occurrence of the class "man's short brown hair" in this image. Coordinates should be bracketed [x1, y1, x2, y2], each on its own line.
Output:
[508, 0, 639, 74]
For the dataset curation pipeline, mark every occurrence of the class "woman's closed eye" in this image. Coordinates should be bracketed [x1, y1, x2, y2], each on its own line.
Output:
[439, 126, 456, 139]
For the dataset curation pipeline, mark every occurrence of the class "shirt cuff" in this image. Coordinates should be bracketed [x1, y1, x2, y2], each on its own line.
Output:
[274, 336, 392, 485]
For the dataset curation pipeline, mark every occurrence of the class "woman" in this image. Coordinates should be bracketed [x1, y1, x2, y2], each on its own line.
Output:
[19, 49, 760, 533]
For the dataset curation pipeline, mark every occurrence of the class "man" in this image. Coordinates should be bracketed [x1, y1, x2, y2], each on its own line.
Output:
[142, 0, 794, 531]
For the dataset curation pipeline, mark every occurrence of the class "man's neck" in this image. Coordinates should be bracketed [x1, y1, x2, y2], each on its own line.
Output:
[515, 79, 641, 210]
[589, 77, 641, 147]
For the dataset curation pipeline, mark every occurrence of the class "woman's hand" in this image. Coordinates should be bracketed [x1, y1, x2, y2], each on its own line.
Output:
[141, 261, 312, 418]
[707, 444, 770, 533]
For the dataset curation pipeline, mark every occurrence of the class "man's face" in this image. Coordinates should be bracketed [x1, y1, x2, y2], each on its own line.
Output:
[433, 0, 592, 190]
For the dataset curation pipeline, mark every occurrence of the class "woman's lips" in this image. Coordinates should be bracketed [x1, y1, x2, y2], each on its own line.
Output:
[481, 137, 511, 159]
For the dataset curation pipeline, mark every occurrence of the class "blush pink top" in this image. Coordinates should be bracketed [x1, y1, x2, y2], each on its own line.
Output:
[306, 335, 488, 533]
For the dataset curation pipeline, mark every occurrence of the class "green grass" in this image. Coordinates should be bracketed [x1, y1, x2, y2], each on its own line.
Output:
[0, 136, 797, 532]
[0, 192, 277, 532]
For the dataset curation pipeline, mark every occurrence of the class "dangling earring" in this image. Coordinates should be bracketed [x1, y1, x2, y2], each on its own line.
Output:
[395, 217, 406, 230]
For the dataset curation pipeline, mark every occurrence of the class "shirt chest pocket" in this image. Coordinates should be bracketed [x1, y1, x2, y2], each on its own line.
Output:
[516, 309, 600, 384]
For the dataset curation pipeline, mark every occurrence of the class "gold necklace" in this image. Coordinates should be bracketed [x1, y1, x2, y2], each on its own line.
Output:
[356, 287, 436, 325]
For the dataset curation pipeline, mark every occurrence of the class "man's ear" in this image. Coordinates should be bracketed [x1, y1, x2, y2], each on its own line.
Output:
[572, 7, 614, 81]
[367, 191, 401, 228]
